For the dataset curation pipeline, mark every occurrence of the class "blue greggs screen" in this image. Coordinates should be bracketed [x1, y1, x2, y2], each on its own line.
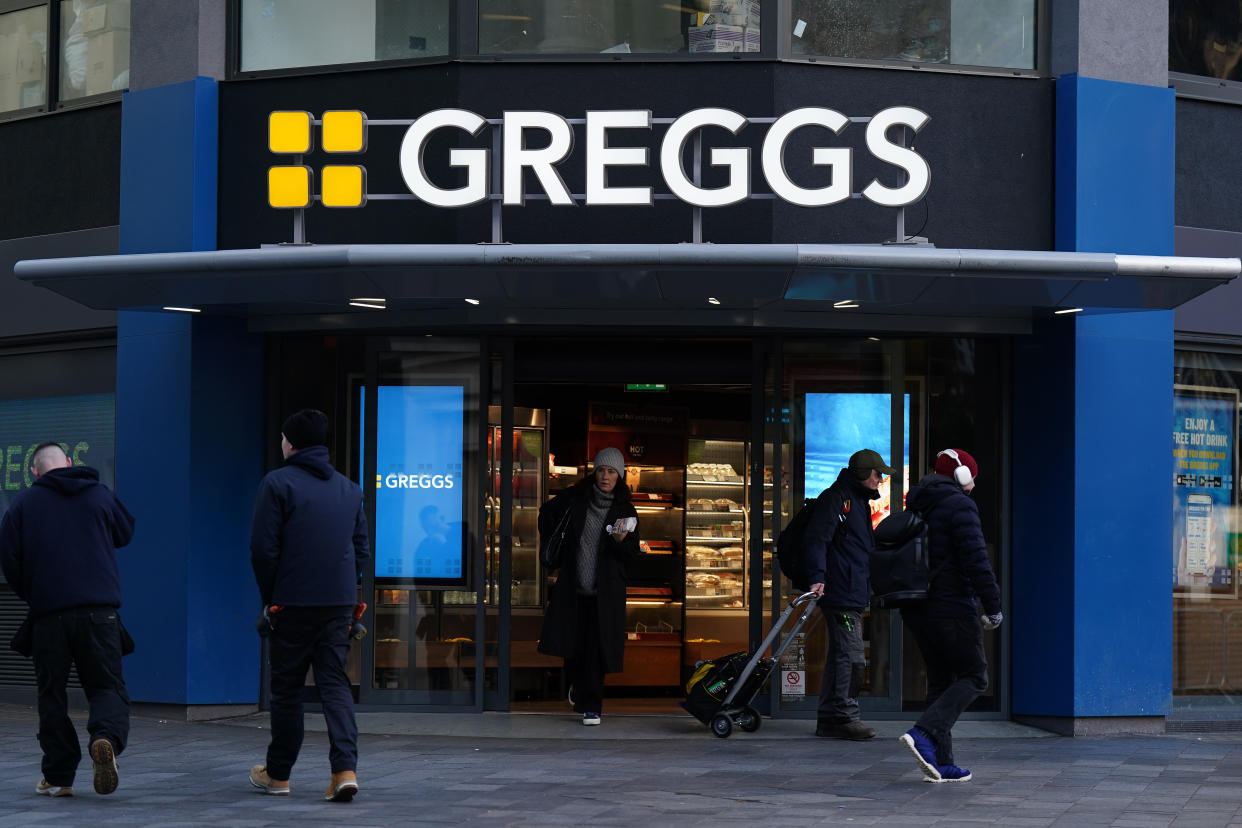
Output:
[373, 385, 465, 581]
[805, 392, 910, 525]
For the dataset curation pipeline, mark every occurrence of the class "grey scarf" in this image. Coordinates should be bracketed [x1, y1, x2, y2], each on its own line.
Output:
[576, 485, 614, 595]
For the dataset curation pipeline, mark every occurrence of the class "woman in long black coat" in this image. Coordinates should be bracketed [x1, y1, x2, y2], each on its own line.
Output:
[537, 447, 639, 725]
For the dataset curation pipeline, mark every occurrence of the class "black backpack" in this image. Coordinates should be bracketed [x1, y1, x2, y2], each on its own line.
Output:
[775, 486, 846, 592]
[869, 509, 947, 608]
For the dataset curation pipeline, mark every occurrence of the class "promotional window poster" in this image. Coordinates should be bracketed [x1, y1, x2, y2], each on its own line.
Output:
[371, 384, 466, 584]
[1173, 387, 1238, 596]
[804, 392, 910, 527]
[0, 393, 115, 519]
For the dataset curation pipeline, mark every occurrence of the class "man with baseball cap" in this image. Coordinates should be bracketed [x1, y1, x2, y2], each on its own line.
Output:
[898, 448, 1001, 784]
[803, 448, 895, 740]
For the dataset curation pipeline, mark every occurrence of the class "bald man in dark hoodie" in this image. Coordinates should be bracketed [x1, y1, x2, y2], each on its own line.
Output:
[0, 441, 134, 798]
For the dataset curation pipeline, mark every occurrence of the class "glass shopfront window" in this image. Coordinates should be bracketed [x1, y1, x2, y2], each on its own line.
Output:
[1170, 1, 1242, 82]
[789, 0, 1036, 70]
[239, 0, 450, 72]
[59, 0, 129, 101]
[770, 336, 1006, 716]
[1173, 349, 1242, 712]
[0, 4, 47, 114]
[479, 0, 762, 55]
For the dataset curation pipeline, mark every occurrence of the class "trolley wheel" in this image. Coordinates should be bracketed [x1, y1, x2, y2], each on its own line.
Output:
[739, 705, 762, 733]
[710, 713, 733, 738]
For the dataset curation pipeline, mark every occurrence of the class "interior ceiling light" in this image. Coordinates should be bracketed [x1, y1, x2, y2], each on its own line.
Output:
[464, 298, 481, 305]
[162, 306, 201, 313]
[349, 297, 386, 309]
[707, 297, 721, 305]
[833, 300, 859, 308]
[1054, 307, 1084, 315]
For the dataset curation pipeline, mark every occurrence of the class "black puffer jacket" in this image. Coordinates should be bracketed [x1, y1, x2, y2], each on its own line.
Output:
[802, 469, 880, 609]
[537, 477, 638, 672]
[906, 473, 1001, 618]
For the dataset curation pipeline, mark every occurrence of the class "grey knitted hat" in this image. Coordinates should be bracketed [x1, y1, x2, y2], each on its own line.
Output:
[593, 447, 625, 476]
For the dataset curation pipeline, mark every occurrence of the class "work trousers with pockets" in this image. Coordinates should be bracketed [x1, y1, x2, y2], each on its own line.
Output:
[817, 606, 865, 723]
[32, 607, 130, 787]
[266, 606, 358, 780]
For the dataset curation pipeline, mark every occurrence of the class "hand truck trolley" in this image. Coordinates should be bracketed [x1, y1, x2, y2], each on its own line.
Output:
[680, 591, 820, 738]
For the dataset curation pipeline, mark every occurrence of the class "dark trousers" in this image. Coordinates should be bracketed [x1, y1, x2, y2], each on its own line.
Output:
[266, 606, 358, 779]
[565, 595, 605, 714]
[32, 607, 130, 787]
[902, 611, 988, 766]
[817, 606, 865, 722]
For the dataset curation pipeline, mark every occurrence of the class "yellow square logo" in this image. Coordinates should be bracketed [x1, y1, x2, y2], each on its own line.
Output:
[268, 111, 313, 154]
[268, 166, 313, 209]
[322, 110, 368, 153]
[321, 165, 367, 208]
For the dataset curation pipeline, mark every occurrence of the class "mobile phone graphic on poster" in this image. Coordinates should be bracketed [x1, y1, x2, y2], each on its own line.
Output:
[1185, 493, 1214, 576]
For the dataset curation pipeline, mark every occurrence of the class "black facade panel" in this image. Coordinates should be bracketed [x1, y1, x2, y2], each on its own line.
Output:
[218, 63, 1053, 250]
[1176, 99, 1242, 234]
[0, 104, 122, 242]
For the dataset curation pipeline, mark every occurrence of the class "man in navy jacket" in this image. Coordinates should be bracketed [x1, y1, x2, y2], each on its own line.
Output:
[803, 448, 894, 741]
[248, 410, 370, 802]
[898, 448, 1002, 784]
[0, 441, 134, 797]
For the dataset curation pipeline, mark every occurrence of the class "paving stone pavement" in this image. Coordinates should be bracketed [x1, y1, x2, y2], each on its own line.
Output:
[0, 704, 1238, 826]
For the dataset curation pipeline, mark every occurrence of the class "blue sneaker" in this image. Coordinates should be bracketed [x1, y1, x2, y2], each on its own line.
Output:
[927, 764, 972, 783]
[582, 712, 601, 726]
[899, 728, 941, 781]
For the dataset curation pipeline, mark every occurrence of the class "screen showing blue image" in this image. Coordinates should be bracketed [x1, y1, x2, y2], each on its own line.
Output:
[805, 393, 910, 526]
[373, 385, 465, 581]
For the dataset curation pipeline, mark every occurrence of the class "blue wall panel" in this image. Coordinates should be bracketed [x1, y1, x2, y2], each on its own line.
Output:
[117, 78, 262, 704]
[1024, 73, 1175, 720]
[116, 310, 192, 702]
[1073, 311, 1173, 715]
[1055, 74, 1174, 256]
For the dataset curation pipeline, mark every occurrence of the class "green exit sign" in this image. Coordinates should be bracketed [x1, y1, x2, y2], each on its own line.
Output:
[625, 383, 667, 392]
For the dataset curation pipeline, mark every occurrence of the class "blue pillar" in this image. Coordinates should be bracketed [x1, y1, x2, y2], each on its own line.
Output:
[117, 78, 264, 706]
[1012, 75, 1174, 732]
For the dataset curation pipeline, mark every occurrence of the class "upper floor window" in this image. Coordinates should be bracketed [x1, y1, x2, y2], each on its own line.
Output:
[239, 0, 450, 72]
[478, 0, 762, 55]
[1171, 0, 1242, 81]
[0, 0, 129, 117]
[789, 0, 1036, 71]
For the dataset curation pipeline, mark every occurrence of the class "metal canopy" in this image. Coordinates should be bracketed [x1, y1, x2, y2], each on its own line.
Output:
[14, 244, 1239, 329]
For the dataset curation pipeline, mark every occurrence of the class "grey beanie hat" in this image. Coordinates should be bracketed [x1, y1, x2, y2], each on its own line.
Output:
[593, 447, 626, 476]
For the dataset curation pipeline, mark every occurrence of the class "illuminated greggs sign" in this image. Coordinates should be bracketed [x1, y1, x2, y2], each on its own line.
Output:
[268, 106, 930, 211]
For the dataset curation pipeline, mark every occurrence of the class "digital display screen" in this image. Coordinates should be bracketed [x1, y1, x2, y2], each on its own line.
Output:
[371, 385, 466, 583]
[0, 393, 116, 519]
[805, 392, 911, 527]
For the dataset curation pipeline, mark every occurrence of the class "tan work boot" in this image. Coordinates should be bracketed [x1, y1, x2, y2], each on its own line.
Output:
[323, 769, 358, 802]
[35, 779, 74, 797]
[89, 738, 119, 795]
[249, 765, 290, 795]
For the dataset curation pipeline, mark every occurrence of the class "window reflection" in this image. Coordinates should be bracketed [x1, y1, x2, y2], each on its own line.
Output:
[1171, 0, 1242, 81]
[790, 0, 1035, 70]
[0, 5, 47, 114]
[479, 0, 762, 55]
[60, 0, 130, 103]
[240, 0, 450, 72]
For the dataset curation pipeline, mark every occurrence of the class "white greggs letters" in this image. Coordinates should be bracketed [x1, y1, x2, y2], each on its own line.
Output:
[399, 106, 931, 210]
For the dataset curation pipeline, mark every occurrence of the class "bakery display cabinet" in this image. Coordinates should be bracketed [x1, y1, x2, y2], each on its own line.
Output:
[606, 463, 684, 688]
